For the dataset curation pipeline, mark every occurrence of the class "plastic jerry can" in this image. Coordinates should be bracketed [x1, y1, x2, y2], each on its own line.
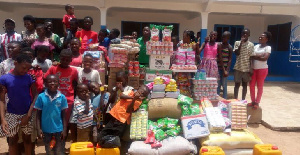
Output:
[253, 144, 282, 155]
[70, 142, 94, 155]
[96, 144, 120, 155]
[200, 146, 225, 155]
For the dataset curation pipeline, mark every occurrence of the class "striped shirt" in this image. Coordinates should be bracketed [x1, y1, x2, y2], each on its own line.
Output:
[73, 97, 94, 129]
[0, 32, 22, 59]
[233, 41, 254, 72]
[218, 45, 232, 70]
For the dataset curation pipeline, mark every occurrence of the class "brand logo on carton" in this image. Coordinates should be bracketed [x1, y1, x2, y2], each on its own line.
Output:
[186, 119, 205, 130]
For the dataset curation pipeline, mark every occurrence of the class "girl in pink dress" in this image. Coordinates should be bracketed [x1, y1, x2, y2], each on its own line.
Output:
[198, 31, 219, 79]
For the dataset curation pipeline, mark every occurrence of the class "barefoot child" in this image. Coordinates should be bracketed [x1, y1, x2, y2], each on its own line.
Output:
[198, 31, 219, 79]
[0, 54, 38, 155]
[99, 85, 150, 147]
[35, 75, 68, 154]
[70, 83, 93, 142]
[32, 45, 52, 73]
[217, 31, 233, 99]
[233, 28, 254, 100]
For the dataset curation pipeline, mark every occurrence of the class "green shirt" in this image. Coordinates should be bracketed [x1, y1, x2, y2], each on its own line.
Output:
[137, 37, 149, 65]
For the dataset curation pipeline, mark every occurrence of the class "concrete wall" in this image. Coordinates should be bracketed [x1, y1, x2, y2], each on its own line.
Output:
[107, 8, 201, 40]
[208, 13, 265, 43]
[0, 4, 100, 34]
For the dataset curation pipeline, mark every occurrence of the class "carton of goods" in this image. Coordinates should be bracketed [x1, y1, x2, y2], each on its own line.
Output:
[149, 55, 170, 70]
[70, 142, 94, 155]
[224, 149, 253, 155]
[96, 146, 120, 155]
[181, 114, 210, 139]
[148, 98, 181, 119]
[130, 111, 148, 140]
[205, 107, 226, 132]
[200, 146, 225, 155]
[253, 144, 282, 155]
[165, 91, 180, 98]
[150, 92, 165, 99]
[230, 101, 248, 129]
[200, 129, 263, 150]
[145, 69, 172, 83]
[128, 76, 139, 89]
[152, 84, 166, 92]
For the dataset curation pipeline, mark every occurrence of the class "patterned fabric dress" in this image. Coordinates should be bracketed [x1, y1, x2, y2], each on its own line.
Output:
[199, 42, 219, 79]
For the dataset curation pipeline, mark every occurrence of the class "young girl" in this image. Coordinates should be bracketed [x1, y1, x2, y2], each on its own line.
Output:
[31, 24, 55, 61]
[198, 31, 219, 79]
[249, 32, 272, 109]
[22, 15, 37, 47]
[32, 45, 52, 73]
[70, 38, 83, 67]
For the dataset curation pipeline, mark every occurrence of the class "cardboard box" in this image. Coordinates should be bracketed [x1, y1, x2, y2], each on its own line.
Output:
[128, 53, 137, 62]
[98, 68, 106, 85]
[181, 114, 210, 139]
[109, 67, 125, 79]
[145, 68, 172, 82]
[128, 76, 139, 89]
[149, 55, 170, 70]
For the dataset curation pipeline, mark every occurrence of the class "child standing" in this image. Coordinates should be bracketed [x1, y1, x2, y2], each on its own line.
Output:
[70, 38, 83, 67]
[217, 31, 233, 99]
[63, 4, 76, 41]
[0, 54, 38, 155]
[233, 28, 254, 100]
[249, 32, 272, 109]
[70, 83, 94, 142]
[98, 29, 110, 49]
[44, 49, 78, 124]
[0, 41, 22, 76]
[0, 19, 22, 61]
[22, 15, 37, 47]
[198, 31, 219, 79]
[77, 54, 102, 85]
[45, 19, 62, 62]
[31, 24, 55, 61]
[75, 16, 98, 54]
[32, 45, 52, 73]
[99, 85, 150, 147]
[35, 74, 68, 154]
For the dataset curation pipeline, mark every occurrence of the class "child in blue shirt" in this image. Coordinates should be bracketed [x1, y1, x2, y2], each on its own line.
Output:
[35, 74, 68, 154]
[0, 54, 38, 155]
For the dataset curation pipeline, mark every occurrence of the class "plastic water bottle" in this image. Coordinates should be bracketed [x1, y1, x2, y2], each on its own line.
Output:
[195, 70, 201, 80]
[200, 69, 206, 80]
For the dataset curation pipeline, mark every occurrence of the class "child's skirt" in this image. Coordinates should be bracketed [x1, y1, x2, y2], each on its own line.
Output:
[0, 113, 33, 137]
[199, 58, 219, 79]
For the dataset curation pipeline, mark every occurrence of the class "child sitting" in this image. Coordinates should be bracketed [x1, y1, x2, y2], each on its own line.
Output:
[89, 82, 109, 143]
[70, 83, 93, 142]
[35, 74, 68, 154]
[31, 24, 55, 61]
[99, 85, 150, 147]
[32, 45, 52, 73]
[0, 54, 38, 155]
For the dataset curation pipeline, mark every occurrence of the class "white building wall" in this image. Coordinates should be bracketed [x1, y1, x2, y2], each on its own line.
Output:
[207, 14, 265, 43]
[107, 9, 201, 39]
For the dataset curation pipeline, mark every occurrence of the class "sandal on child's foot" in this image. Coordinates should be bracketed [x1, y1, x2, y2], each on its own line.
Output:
[252, 102, 259, 110]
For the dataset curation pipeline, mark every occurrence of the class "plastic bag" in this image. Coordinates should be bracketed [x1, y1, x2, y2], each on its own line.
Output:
[157, 118, 167, 129]
[178, 94, 193, 105]
[181, 105, 191, 116]
[148, 120, 158, 130]
[154, 129, 167, 141]
[98, 135, 121, 148]
[162, 25, 173, 42]
[166, 118, 178, 129]
[165, 126, 181, 137]
[150, 24, 160, 41]
[190, 104, 201, 115]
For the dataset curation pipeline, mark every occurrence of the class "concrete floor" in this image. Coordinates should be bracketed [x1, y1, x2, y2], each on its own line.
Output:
[0, 81, 299, 155]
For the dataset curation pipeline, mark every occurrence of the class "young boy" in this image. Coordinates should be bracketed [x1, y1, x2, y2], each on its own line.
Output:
[70, 83, 93, 142]
[0, 41, 22, 76]
[77, 54, 102, 85]
[98, 29, 110, 49]
[44, 49, 78, 124]
[217, 31, 233, 99]
[0, 54, 38, 155]
[99, 85, 150, 147]
[35, 74, 68, 155]
[233, 28, 254, 100]
[75, 16, 98, 54]
[89, 82, 109, 143]
[45, 19, 62, 61]
[32, 45, 52, 73]
[0, 19, 22, 60]
[63, 4, 76, 41]
[70, 38, 82, 67]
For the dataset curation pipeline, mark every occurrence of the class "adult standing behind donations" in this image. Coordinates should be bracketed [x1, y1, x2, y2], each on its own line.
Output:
[137, 27, 150, 66]
[249, 32, 272, 110]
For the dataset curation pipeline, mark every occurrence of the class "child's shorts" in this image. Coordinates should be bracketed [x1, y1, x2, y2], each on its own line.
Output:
[77, 126, 92, 142]
[0, 113, 33, 137]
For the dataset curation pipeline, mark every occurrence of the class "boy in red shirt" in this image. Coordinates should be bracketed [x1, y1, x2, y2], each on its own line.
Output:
[44, 49, 78, 122]
[62, 4, 75, 41]
[76, 16, 98, 54]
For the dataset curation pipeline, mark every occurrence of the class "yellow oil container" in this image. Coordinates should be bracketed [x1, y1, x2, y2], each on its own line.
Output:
[96, 144, 120, 155]
[253, 144, 282, 155]
[200, 146, 225, 155]
[70, 142, 95, 155]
